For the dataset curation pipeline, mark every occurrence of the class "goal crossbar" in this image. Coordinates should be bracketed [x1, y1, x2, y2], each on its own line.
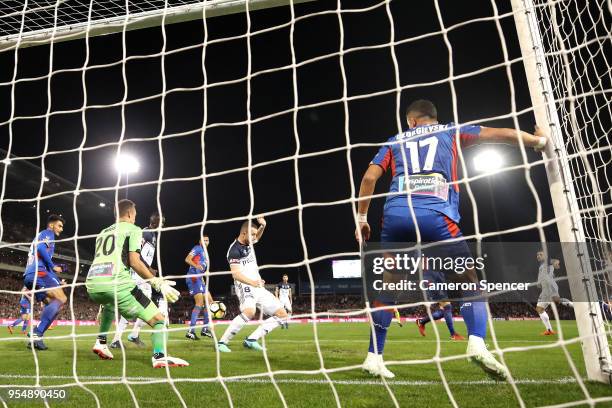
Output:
[0, 0, 317, 51]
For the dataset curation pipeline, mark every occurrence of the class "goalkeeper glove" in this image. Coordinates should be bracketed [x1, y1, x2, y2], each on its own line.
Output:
[150, 278, 180, 304]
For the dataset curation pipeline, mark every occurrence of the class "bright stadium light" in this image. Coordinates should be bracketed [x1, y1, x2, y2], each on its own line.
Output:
[114, 153, 140, 175]
[473, 150, 503, 173]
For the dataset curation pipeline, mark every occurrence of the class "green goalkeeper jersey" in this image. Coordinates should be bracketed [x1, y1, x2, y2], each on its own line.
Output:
[86, 221, 143, 293]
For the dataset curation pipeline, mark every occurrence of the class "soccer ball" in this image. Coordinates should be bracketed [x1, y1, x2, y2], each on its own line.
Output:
[209, 301, 226, 319]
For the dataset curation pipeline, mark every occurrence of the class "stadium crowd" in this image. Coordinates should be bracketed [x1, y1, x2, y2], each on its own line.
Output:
[1, 268, 577, 323]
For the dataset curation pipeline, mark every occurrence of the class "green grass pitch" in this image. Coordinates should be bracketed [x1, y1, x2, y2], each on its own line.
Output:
[1, 320, 611, 407]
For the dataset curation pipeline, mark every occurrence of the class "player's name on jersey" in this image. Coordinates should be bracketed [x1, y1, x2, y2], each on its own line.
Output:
[396, 124, 449, 140]
[372, 279, 530, 292]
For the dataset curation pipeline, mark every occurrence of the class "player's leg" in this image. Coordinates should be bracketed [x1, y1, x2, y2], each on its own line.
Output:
[22, 313, 30, 333]
[187, 293, 204, 340]
[601, 302, 612, 321]
[552, 294, 573, 308]
[7, 314, 21, 334]
[200, 291, 213, 338]
[218, 285, 256, 352]
[156, 297, 169, 326]
[282, 299, 292, 329]
[416, 276, 446, 337]
[430, 213, 507, 380]
[439, 303, 463, 340]
[128, 283, 151, 347]
[362, 209, 412, 378]
[24, 274, 65, 350]
[120, 287, 189, 367]
[243, 290, 287, 351]
[417, 301, 459, 338]
[110, 316, 130, 348]
[536, 303, 554, 335]
[33, 276, 66, 340]
[87, 291, 117, 360]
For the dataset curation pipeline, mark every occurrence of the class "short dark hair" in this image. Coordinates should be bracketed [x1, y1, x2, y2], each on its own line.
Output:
[240, 220, 257, 233]
[47, 214, 65, 225]
[117, 199, 136, 217]
[282, 274, 288, 278]
[406, 99, 437, 120]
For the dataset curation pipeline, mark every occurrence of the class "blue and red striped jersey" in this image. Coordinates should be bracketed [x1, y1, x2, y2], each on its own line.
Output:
[371, 123, 480, 223]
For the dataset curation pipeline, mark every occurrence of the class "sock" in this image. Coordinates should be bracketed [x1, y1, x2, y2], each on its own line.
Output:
[421, 308, 445, 325]
[151, 322, 166, 355]
[443, 304, 455, 335]
[22, 320, 29, 332]
[10, 318, 23, 327]
[459, 290, 487, 339]
[560, 298, 574, 308]
[130, 319, 145, 338]
[539, 311, 553, 331]
[35, 300, 63, 336]
[247, 316, 283, 341]
[220, 313, 249, 344]
[112, 317, 129, 342]
[202, 307, 210, 326]
[99, 306, 114, 338]
[367, 309, 393, 355]
[190, 306, 202, 330]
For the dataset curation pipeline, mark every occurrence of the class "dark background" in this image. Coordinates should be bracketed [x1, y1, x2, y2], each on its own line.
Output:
[0, 0, 562, 294]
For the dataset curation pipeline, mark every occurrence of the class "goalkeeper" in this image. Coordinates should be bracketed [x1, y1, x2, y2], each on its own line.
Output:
[86, 199, 188, 368]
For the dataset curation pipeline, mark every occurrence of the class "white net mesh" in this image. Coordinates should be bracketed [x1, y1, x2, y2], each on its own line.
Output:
[0, 0, 611, 407]
[534, 0, 612, 305]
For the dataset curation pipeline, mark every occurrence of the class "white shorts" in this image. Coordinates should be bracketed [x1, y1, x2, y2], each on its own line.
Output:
[235, 283, 282, 316]
[279, 297, 292, 313]
[157, 298, 168, 318]
[137, 282, 152, 299]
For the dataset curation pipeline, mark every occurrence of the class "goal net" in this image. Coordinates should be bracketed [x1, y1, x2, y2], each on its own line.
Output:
[0, 0, 611, 407]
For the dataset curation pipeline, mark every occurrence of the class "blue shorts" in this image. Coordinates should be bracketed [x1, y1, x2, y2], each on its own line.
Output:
[19, 307, 30, 315]
[186, 276, 206, 296]
[24, 271, 60, 302]
[381, 207, 472, 303]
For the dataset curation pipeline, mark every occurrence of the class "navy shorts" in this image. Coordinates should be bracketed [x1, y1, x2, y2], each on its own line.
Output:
[186, 276, 207, 296]
[24, 271, 61, 302]
[381, 207, 472, 302]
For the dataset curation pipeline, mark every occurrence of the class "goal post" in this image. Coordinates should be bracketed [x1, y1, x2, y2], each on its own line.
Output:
[511, 0, 612, 383]
[0, 0, 317, 51]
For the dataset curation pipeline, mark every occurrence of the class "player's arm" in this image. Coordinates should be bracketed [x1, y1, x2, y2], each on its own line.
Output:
[288, 287, 292, 304]
[355, 164, 385, 242]
[275, 285, 279, 298]
[129, 252, 155, 281]
[21, 288, 32, 302]
[476, 125, 548, 150]
[230, 263, 264, 287]
[131, 252, 179, 302]
[129, 228, 179, 302]
[255, 217, 266, 241]
[185, 250, 204, 270]
[35, 237, 61, 273]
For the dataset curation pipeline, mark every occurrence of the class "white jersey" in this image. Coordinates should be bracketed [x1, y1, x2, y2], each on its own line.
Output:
[277, 283, 291, 300]
[131, 227, 157, 286]
[226, 239, 261, 282]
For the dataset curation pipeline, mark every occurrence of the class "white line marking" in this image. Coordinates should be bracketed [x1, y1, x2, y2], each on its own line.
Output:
[0, 374, 580, 387]
[0, 337, 555, 344]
